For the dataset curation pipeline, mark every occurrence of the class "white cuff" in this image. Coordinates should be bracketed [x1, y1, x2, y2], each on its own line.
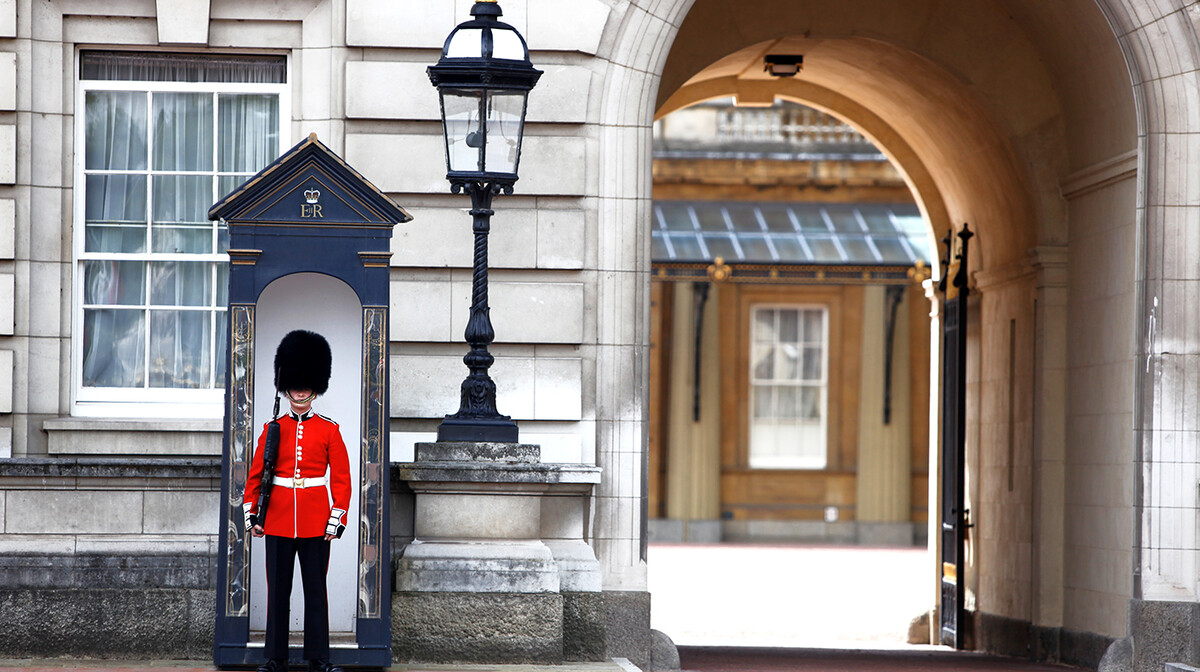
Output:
[326, 508, 346, 538]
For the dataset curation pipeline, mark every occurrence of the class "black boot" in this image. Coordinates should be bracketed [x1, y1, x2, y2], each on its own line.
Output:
[257, 659, 287, 672]
[307, 659, 342, 672]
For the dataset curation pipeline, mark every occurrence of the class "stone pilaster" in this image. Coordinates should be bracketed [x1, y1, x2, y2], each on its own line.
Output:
[1029, 245, 1068, 631]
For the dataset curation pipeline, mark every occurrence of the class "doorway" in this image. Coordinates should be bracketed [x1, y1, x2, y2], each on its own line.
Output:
[250, 272, 363, 637]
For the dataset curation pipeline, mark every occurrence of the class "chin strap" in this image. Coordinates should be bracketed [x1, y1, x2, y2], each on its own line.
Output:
[326, 508, 346, 539]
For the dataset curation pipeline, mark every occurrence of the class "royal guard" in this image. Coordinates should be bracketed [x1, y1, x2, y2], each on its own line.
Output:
[244, 330, 351, 672]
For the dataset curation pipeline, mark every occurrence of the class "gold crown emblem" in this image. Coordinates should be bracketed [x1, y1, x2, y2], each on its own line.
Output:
[303, 189, 320, 204]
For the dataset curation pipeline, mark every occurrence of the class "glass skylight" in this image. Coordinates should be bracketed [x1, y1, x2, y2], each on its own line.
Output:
[651, 201, 931, 265]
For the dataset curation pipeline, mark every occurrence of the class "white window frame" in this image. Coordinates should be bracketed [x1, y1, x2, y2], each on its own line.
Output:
[748, 303, 830, 469]
[72, 53, 290, 419]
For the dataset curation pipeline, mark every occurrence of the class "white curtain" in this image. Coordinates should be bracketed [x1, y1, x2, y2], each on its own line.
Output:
[82, 259, 146, 388]
[81, 55, 280, 390]
[80, 51, 286, 84]
[149, 261, 212, 388]
[84, 91, 148, 254]
[219, 94, 279, 174]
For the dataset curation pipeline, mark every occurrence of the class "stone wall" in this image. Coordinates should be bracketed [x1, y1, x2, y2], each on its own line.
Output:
[0, 458, 219, 659]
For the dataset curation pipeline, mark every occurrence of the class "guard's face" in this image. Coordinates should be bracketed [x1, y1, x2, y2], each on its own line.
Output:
[286, 388, 315, 412]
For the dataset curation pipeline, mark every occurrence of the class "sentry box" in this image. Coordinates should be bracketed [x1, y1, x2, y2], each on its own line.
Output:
[209, 134, 411, 669]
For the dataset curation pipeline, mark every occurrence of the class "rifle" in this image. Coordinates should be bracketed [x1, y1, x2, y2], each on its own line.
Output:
[250, 393, 282, 529]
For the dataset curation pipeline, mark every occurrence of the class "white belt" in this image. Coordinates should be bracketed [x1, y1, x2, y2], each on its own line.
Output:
[272, 475, 327, 489]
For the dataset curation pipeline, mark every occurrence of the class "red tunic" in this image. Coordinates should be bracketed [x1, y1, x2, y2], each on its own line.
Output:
[244, 410, 351, 538]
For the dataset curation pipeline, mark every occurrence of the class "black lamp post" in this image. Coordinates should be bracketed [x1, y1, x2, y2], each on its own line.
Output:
[428, 0, 542, 443]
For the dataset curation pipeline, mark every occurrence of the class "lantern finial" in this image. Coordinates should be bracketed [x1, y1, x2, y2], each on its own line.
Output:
[471, 0, 502, 18]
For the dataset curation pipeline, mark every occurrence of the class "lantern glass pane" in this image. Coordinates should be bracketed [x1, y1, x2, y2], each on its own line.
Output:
[484, 91, 526, 175]
[442, 89, 485, 174]
[445, 28, 484, 58]
[491, 29, 526, 60]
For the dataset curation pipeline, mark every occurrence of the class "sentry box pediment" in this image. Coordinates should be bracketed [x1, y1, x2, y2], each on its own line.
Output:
[209, 133, 411, 302]
[210, 132, 410, 229]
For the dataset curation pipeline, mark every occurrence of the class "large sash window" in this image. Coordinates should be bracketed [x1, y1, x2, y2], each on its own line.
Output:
[748, 304, 829, 468]
[74, 51, 287, 417]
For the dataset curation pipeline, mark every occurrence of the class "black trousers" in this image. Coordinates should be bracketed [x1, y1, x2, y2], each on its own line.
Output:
[264, 535, 331, 661]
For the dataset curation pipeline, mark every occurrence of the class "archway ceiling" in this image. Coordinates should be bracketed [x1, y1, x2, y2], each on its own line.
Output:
[656, 0, 1137, 271]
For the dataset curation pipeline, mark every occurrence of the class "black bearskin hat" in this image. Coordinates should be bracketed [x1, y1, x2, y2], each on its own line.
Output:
[274, 330, 332, 395]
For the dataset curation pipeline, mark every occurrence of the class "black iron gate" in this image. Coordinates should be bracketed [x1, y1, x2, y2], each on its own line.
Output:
[938, 224, 972, 649]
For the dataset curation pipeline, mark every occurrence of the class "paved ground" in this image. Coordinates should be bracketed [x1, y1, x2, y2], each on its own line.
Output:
[648, 544, 1088, 670]
[647, 543, 932, 649]
[677, 646, 1084, 671]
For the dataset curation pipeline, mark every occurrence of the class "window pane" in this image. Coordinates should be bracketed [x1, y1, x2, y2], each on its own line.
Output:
[841, 237, 875, 262]
[152, 92, 213, 171]
[218, 94, 280, 173]
[82, 309, 145, 387]
[490, 29, 526, 60]
[666, 232, 703, 261]
[704, 234, 738, 261]
[874, 237, 913, 263]
[753, 308, 774, 342]
[484, 91, 525, 175]
[803, 309, 824, 342]
[752, 343, 774, 380]
[85, 91, 147, 171]
[216, 263, 229, 307]
[84, 261, 145, 306]
[651, 233, 672, 261]
[215, 310, 228, 386]
[85, 174, 147, 253]
[776, 386, 799, 419]
[738, 235, 773, 262]
[151, 262, 212, 307]
[758, 205, 797, 233]
[807, 237, 842, 262]
[771, 236, 808, 263]
[802, 346, 823, 380]
[791, 206, 829, 232]
[752, 387, 773, 419]
[724, 205, 761, 232]
[445, 28, 484, 58]
[149, 310, 211, 388]
[153, 224, 210, 255]
[859, 206, 897, 232]
[800, 386, 821, 420]
[778, 309, 799, 342]
[693, 205, 728, 232]
[442, 89, 483, 174]
[780, 343, 801, 380]
[153, 175, 212, 253]
[826, 206, 862, 232]
[657, 203, 694, 231]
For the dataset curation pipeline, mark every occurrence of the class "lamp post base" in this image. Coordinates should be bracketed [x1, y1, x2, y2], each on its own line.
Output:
[437, 415, 519, 443]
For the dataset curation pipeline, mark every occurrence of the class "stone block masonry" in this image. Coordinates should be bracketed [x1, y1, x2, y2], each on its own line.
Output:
[0, 458, 221, 660]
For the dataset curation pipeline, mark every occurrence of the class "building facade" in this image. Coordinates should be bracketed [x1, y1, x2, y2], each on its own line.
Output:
[0, 0, 1197, 670]
[647, 100, 935, 546]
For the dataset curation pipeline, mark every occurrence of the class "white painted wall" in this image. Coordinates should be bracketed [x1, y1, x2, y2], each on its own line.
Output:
[250, 273, 363, 634]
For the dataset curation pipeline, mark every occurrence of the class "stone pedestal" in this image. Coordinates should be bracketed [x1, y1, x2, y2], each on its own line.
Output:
[394, 441, 602, 664]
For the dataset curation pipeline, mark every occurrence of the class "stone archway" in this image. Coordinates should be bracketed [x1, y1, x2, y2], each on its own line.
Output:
[589, 0, 1171, 666]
